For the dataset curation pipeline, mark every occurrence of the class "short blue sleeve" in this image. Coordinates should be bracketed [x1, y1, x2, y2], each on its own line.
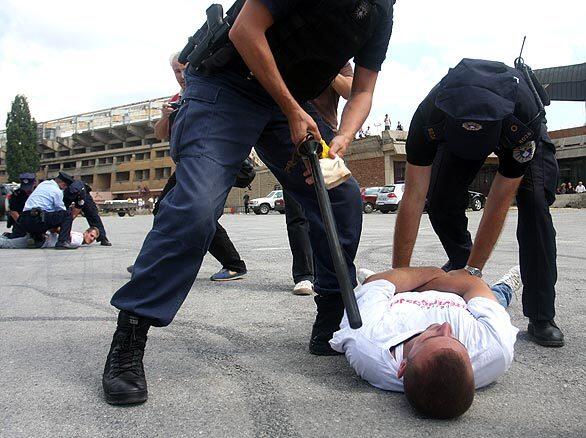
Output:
[258, 0, 302, 20]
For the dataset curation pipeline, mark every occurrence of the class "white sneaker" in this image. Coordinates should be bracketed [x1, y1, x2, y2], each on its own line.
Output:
[357, 268, 376, 285]
[494, 266, 522, 294]
[293, 280, 314, 296]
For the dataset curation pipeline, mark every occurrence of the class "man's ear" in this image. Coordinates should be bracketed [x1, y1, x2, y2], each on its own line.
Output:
[397, 359, 407, 379]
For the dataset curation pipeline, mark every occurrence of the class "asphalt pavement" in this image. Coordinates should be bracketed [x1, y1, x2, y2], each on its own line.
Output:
[0, 209, 584, 437]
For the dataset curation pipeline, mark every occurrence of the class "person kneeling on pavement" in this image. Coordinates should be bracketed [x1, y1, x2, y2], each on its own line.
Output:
[10, 174, 78, 249]
[0, 227, 100, 249]
[331, 266, 521, 419]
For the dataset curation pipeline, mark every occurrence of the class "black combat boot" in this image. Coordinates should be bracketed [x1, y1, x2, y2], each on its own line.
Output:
[528, 319, 565, 347]
[100, 237, 112, 246]
[309, 294, 345, 356]
[102, 311, 150, 405]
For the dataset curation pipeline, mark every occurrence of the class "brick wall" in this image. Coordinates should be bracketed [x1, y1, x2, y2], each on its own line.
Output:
[346, 157, 385, 188]
[549, 126, 586, 139]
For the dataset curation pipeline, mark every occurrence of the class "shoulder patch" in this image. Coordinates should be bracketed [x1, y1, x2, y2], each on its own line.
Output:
[513, 142, 536, 163]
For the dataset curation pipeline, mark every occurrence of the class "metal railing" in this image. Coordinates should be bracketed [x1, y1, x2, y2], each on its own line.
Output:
[0, 97, 173, 148]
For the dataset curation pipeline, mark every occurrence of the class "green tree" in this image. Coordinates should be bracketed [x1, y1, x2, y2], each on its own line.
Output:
[5, 95, 39, 182]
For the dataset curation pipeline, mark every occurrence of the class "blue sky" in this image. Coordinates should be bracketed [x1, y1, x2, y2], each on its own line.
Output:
[0, 0, 584, 132]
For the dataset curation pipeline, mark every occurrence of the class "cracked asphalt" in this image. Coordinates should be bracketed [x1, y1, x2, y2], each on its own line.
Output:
[0, 209, 584, 437]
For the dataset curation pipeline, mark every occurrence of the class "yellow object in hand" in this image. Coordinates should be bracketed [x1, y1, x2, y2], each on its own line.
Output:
[320, 140, 330, 159]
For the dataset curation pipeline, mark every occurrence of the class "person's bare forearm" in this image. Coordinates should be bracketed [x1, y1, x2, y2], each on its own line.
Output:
[337, 91, 372, 142]
[393, 192, 425, 268]
[417, 271, 496, 303]
[154, 117, 170, 141]
[392, 164, 431, 268]
[331, 75, 353, 100]
[467, 174, 522, 269]
[365, 267, 446, 293]
[229, 2, 299, 117]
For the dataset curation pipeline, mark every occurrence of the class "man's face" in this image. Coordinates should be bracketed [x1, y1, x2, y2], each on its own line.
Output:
[172, 59, 186, 90]
[56, 179, 68, 190]
[398, 322, 470, 377]
[83, 229, 99, 244]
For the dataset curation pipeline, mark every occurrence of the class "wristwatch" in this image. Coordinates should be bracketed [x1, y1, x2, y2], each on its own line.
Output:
[464, 265, 483, 278]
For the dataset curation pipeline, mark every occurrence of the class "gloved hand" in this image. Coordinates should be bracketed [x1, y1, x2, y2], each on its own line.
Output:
[304, 140, 352, 189]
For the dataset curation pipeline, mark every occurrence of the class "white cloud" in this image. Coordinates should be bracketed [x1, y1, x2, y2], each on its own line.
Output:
[0, 0, 584, 131]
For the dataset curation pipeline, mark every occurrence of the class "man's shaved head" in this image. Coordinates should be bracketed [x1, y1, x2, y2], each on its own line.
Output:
[399, 323, 475, 419]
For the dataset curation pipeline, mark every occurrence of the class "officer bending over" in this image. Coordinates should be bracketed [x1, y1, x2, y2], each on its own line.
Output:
[393, 58, 563, 347]
[102, 0, 396, 405]
[11, 173, 77, 249]
[62, 174, 112, 246]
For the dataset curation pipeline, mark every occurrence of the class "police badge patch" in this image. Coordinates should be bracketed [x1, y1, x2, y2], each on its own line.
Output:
[513, 142, 536, 163]
[353, 0, 372, 20]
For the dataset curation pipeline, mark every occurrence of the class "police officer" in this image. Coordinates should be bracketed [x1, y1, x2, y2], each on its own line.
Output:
[102, 0, 396, 405]
[393, 58, 563, 348]
[4, 173, 36, 237]
[61, 173, 112, 246]
[11, 173, 77, 249]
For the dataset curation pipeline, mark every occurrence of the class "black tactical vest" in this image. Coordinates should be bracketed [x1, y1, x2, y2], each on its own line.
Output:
[265, 0, 382, 102]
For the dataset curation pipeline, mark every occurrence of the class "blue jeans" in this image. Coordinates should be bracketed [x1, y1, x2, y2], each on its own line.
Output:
[491, 283, 513, 308]
[110, 69, 362, 326]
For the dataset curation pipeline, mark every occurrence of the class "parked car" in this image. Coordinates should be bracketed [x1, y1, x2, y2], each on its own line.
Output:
[376, 184, 405, 213]
[361, 186, 383, 213]
[423, 190, 487, 212]
[250, 190, 283, 215]
[100, 199, 137, 217]
[274, 197, 286, 214]
[468, 190, 486, 211]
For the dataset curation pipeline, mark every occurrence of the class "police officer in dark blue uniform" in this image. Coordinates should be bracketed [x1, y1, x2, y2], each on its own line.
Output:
[393, 58, 563, 348]
[4, 173, 36, 237]
[102, 0, 396, 405]
[61, 173, 112, 246]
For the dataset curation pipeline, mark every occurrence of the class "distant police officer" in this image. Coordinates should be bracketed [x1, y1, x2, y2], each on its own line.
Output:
[61, 173, 112, 246]
[5, 173, 36, 237]
[102, 0, 396, 405]
[12, 173, 77, 249]
[393, 58, 563, 348]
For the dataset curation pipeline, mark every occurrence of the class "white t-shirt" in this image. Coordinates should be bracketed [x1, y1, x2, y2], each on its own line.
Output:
[42, 231, 84, 248]
[330, 279, 519, 392]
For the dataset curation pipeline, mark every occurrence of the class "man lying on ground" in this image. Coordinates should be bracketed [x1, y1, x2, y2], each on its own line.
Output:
[0, 227, 100, 249]
[330, 266, 521, 419]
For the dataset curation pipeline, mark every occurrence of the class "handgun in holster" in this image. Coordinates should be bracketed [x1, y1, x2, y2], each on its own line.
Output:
[179, 3, 243, 73]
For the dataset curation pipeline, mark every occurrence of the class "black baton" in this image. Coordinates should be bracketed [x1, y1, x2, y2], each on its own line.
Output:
[298, 138, 362, 329]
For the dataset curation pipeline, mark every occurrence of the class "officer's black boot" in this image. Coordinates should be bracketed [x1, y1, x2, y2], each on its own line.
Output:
[100, 237, 112, 246]
[102, 311, 150, 405]
[309, 294, 344, 356]
[528, 319, 565, 347]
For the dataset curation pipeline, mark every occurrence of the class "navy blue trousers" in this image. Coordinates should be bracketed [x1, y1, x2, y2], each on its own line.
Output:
[427, 132, 558, 321]
[111, 69, 362, 326]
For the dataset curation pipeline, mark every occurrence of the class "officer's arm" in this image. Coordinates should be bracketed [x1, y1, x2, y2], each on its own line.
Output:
[467, 174, 522, 269]
[333, 66, 378, 157]
[331, 75, 353, 100]
[9, 211, 19, 221]
[229, 0, 320, 144]
[71, 207, 82, 219]
[154, 117, 170, 141]
[392, 164, 432, 268]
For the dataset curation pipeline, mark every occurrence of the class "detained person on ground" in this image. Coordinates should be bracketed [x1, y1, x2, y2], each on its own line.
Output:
[331, 265, 522, 419]
[0, 227, 100, 249]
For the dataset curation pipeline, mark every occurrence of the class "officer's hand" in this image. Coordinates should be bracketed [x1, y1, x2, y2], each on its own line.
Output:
[329, 134, 352, 158]
[287, 107, 322, 146]
[161, 103, 175, 119]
